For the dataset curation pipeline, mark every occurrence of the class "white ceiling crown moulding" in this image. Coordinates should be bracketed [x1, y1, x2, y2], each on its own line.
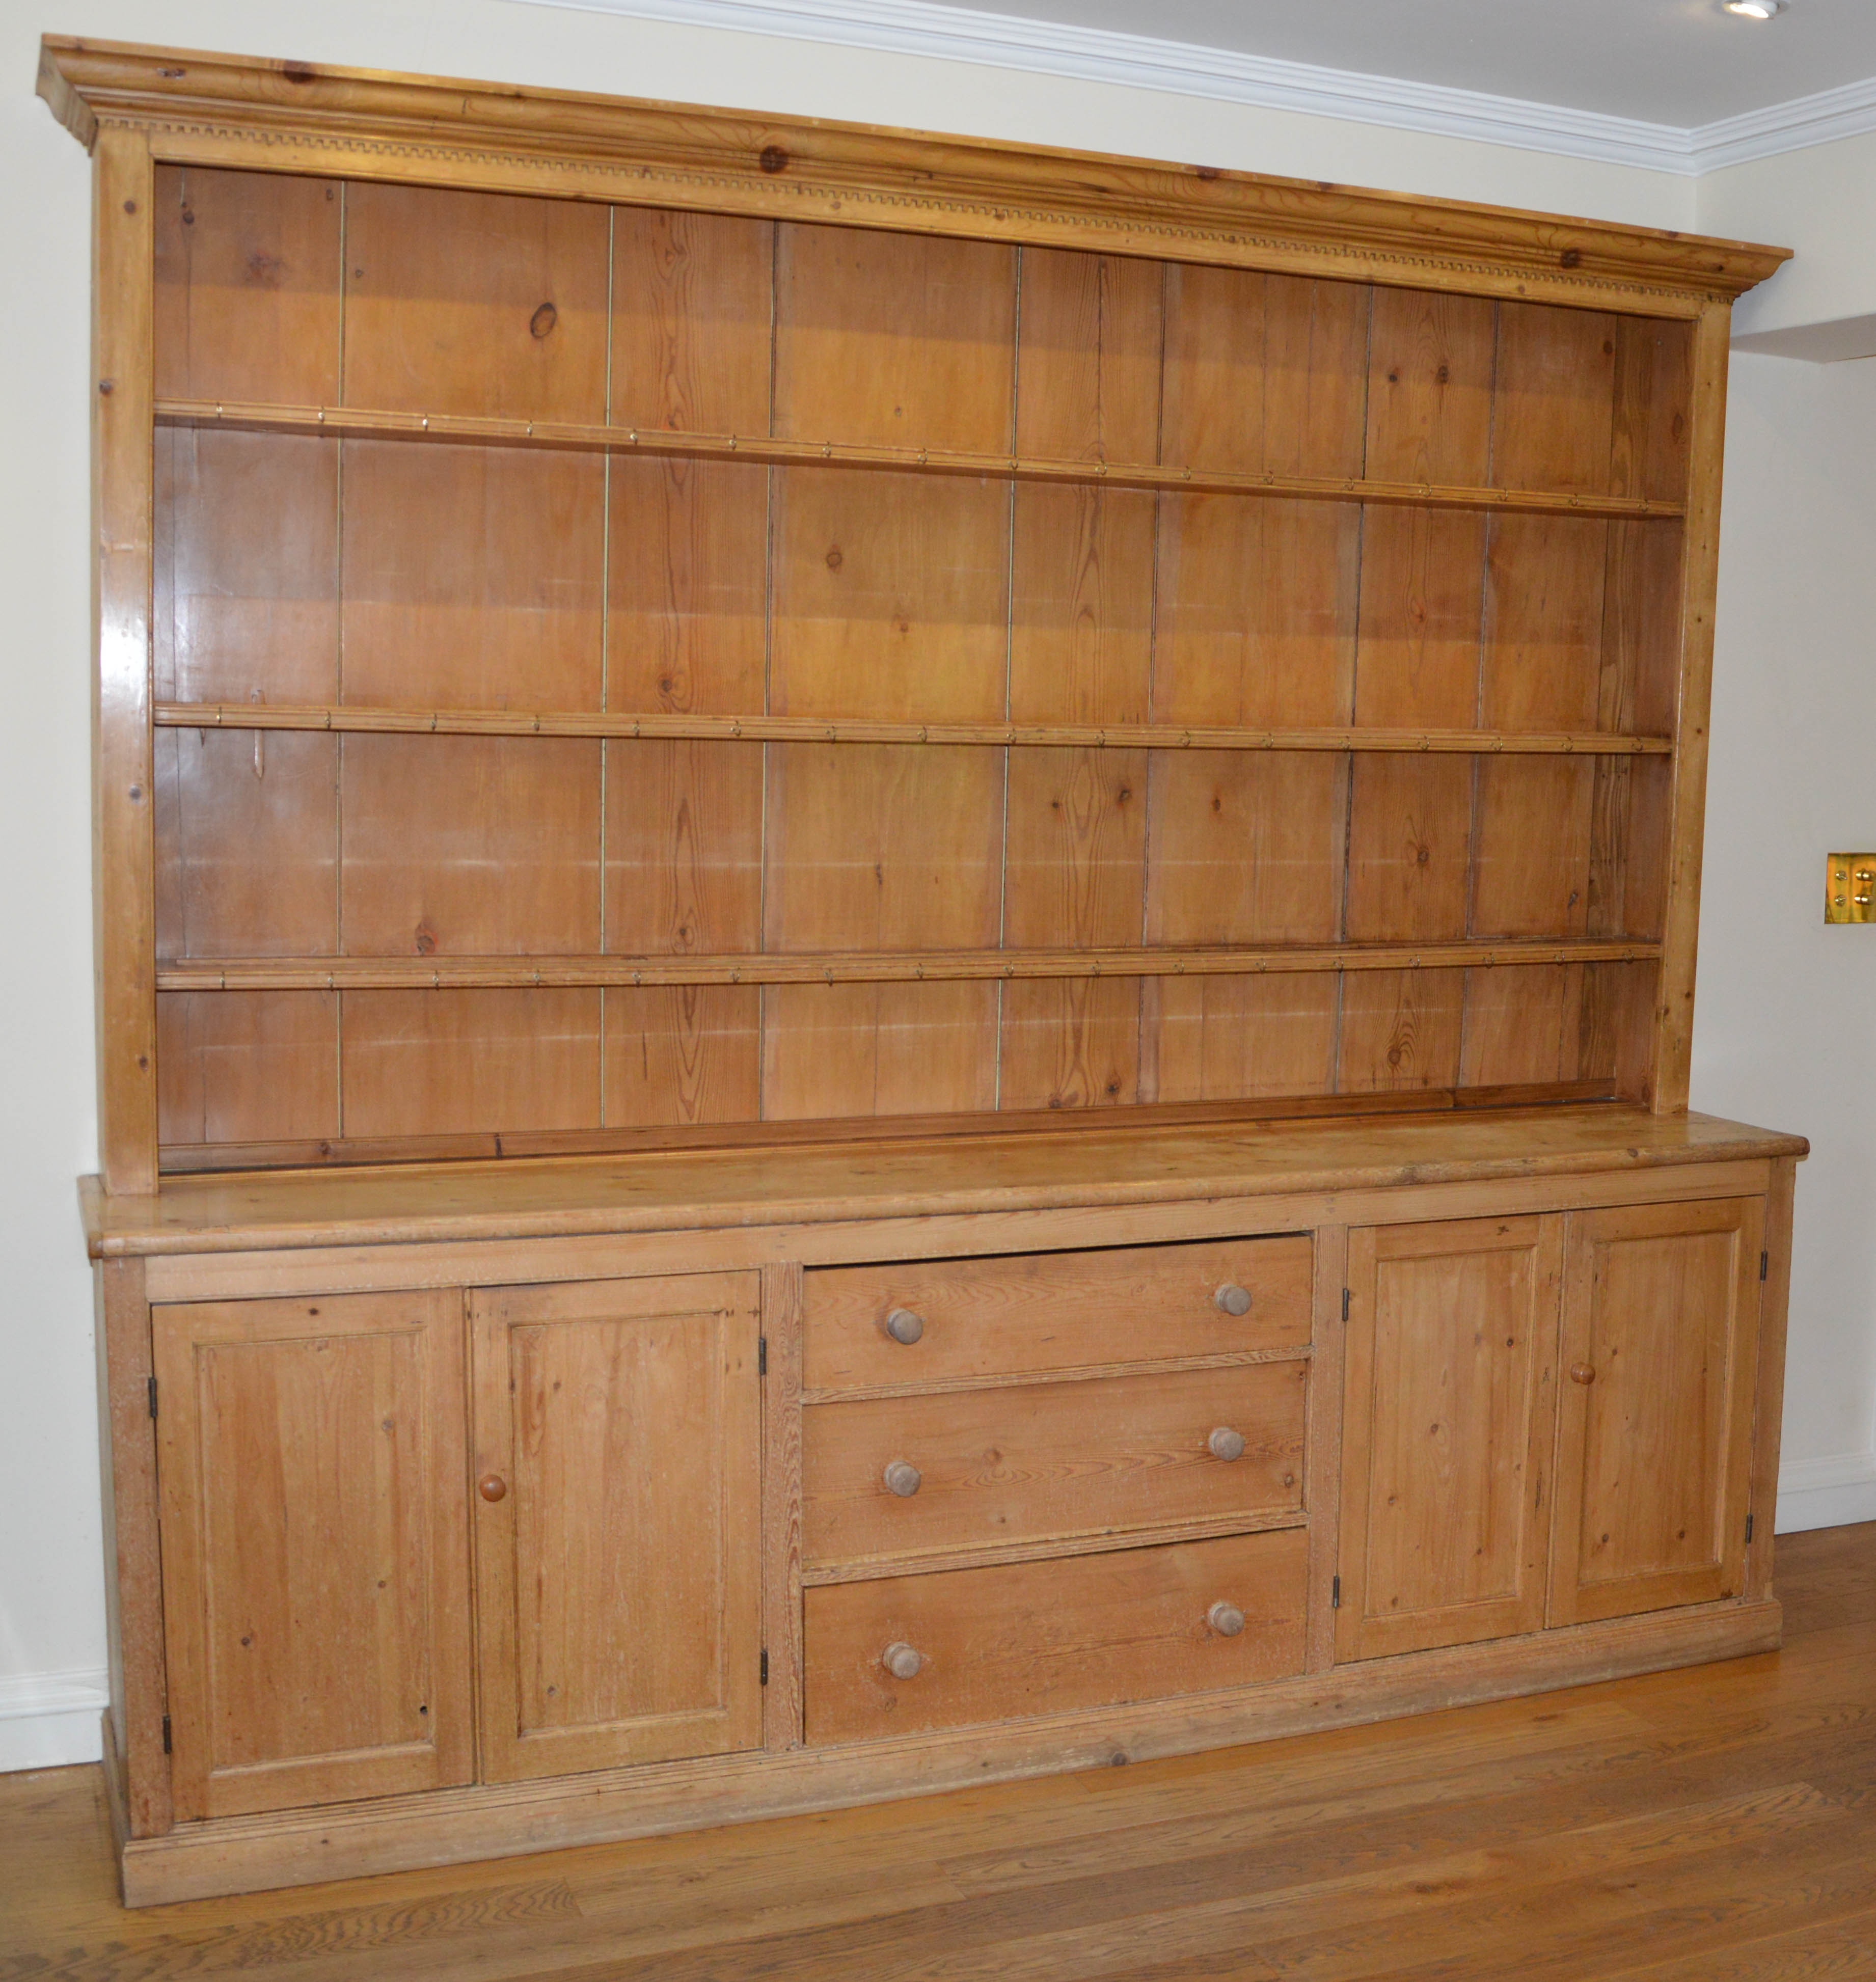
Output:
[507, 0, 1876, 178]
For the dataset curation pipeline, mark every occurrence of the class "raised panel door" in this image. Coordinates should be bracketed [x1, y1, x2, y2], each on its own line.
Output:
[1338, 1215, 1563, 1661]
[151, 1290, 472, 1820]
[469, 1272, 763, 1783]
[1549, 1198, 1763, 1625]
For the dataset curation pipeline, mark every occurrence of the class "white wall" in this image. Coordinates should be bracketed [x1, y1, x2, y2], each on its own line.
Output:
[1, 0, 1869, 1769]
[1697, 351, 1876, 1531]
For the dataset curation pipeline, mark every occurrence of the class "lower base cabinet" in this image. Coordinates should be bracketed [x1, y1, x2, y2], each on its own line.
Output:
[105, 1125, 1800, 1904]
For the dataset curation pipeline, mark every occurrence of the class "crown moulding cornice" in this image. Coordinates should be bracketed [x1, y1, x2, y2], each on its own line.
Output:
[35, 36, 1791, 304]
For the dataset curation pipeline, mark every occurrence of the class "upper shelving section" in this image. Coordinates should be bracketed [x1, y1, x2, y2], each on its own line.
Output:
[40, 37, 1795, 1183]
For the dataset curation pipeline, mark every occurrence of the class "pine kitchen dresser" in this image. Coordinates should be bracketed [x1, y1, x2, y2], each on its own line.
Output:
[42, 35, 1806, 1905]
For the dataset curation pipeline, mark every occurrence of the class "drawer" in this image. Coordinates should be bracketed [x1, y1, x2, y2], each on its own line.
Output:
[803, 1361, 1307, 1567]
[804, 1527, 1309, 1744]
[804, 1236, 1313, 1394]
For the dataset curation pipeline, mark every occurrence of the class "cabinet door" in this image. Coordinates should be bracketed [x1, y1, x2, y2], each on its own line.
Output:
[152, 1291, 473, 1820]
[470, 1272, 763, 1783]
[1549, 1199, 1763, 1626]
[1338, 1216, 1563, 1661]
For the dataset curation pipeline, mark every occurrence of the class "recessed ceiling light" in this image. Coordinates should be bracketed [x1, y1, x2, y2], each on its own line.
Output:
[1723, 1, 1786, 17]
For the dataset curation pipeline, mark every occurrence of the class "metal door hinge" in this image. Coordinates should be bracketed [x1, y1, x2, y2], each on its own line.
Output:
[147, 1376, 158, 1420]
[758, 1337, 768, 1376]
[760, 1648, 769, 1686]
[1746, 1512, 1756, 1544]
[1341, 1288, 1351, 1323]
[161, 1715, 172, 1755]
[1760, 1251, 1770, 1283]
[1331, 1574, 1341, 1609]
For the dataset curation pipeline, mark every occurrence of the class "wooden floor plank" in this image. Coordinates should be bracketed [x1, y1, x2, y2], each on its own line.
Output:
[2, 1524, 1872, 1982]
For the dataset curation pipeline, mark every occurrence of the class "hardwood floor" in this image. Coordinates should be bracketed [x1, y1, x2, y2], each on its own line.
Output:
[5, 1522, 1876, 1980]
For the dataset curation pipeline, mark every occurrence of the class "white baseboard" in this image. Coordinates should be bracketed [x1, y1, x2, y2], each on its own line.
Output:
[1777, 1453, 1876, 1534]
[0, 1668, 107, 1774]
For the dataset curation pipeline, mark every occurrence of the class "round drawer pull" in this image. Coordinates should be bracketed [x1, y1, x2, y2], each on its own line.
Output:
[1208, 1601, 1246, 1638]
[882, 1641, 924, 1680]
[477, 1473, 508, 1503]
[1208, 1426, 1247, 1462]
[1214, 1283, 1254, 1317]
[1570, 1363, 1597, 1386]
[883, 1459, 923, 1497]
[885, 1308, 926, 1345]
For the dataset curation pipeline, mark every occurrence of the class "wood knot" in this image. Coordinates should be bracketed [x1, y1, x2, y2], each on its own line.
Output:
[825, 545, 843, 571]
[759, 145, 790, 175]
[281, 59, 318, 84]
[1559, 248, 1582, 268]
[1194, 165, 1221, 181]
[530, 301, 558, 339]
[413, 920, 439, 957]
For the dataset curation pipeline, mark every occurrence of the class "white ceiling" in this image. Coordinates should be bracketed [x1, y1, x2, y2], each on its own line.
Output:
[926, 0, 1876, 126]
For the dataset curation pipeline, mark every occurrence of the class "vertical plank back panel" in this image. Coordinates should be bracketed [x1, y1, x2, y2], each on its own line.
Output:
[1141, 976, 1338, 1104]
[154, 165, 340, 404]
[774, 224, 1015, 451]
[342, 184, 608, 420]
[610, 208, 773, 434]
[340, 444, 604, 709]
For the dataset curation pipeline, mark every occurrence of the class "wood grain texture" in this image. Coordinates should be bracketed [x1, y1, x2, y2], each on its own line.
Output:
[340, 989, 601, 1138]
[94, 1257, 170, 1837]
[1549, 1195, 1763, 1627]
[340, 442, 604, 710]
[151, 1288, 473, 1819]
[1338, 1214, 1564, 1661]
[90, 1108, 1804, 1262]
[1745, 1155, 1796, 1604]
[469, 1272, 764, 1781]
[804, 1236, 1313, 1395]
[775, 224, 1015, 453]
[94, 126, 160, 1192]
[804, 1527, 1309, 1744]
[155, 428, 336, 704]
[1303, 1222, 1346, 1675]
[602, 985, 760, 1129]
[604, 740, 762, 956]
[610, 206, 772, 435]
[1337, 967, 1465, 1094]
[153, 164, 340, 405]
[1651, 303, 1734, 1113]
[1143, 974, 1340, 1104]
[770, 470, 1010, 722]
[760, 1263, 806, 1750]
[342, 182, 607, 420]
[157, 991, 339, 1147]
[803, 1361, 1307, 1566]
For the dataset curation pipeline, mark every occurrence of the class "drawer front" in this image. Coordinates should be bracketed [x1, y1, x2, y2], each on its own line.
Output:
[804, 1236, 1314, 1393]
[804, 1528, 1309, 1744]
[803, 1361, 1307, 1567]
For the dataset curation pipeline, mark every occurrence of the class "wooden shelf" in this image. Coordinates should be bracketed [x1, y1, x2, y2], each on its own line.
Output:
[154, 703, 1675, 757]
[156, 940, 1661, 994]
[154, 398, 1687, 523]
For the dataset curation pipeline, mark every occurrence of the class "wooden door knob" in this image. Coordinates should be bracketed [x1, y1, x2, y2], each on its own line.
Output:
[885, 1308, 926, 1345]
[1208, 1601, 1246, 1638]
[882, 1642, 923, 1680]
[1570, 1363, 1597, 1386]
[477, 1473, 508, 1503]
[1214, 1283, 1254, 1317]
[1208, 1426, 1247, 1462]
[883, 1459, 923, 1497]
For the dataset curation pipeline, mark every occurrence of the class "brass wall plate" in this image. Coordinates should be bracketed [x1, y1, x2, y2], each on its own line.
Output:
[1826, 853, 1876, 924]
